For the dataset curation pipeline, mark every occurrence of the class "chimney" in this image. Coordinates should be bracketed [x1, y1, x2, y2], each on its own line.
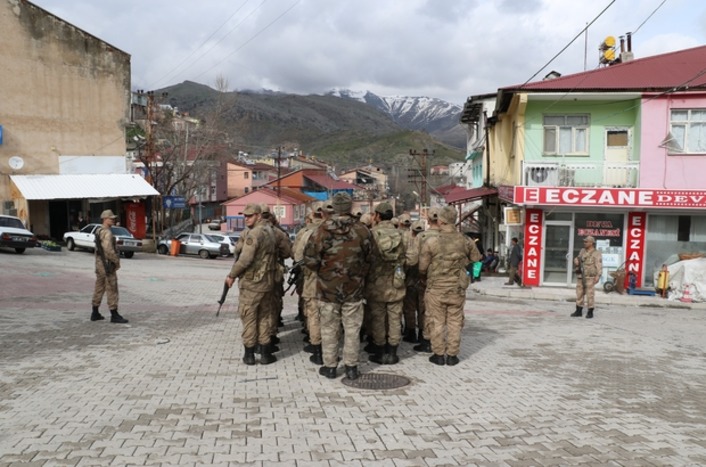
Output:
[620, 31, 634, 62]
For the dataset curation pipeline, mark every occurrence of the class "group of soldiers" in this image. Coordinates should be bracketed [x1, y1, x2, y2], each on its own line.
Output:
[224, 192, 481, 380]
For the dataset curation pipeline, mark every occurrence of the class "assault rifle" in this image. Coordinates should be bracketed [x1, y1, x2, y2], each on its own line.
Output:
[284, 260, 304, 295]
[577, 255, 586, 290]
[216, 281, 229, 317]
[94, 227, 116, 275]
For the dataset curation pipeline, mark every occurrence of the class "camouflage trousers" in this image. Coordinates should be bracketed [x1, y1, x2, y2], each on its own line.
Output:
[424, 288, 465, 357]
[576, 276, 598, 308]
[92, 270, 119, 310]
[320, 299, 364, 368]
[403, 285, 425, 336]
[269, 280, 284, 337]
[368, 299, 403, 346]
[238, 288, 272, 348]
[304, 297, 321, 346]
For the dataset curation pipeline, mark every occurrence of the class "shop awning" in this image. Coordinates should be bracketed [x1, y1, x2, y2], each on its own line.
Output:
[445, 186, 498, 205]
[10, 174, 159, 200]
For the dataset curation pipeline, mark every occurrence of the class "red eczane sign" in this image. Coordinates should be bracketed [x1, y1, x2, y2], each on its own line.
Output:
[522, 208, 543, 287]
[625, 212, 647, 288]
[514, 187, 706, 208]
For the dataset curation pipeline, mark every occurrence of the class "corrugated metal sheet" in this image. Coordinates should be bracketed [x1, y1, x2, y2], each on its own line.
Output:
[445, 187, 498, 205]
[10, 174, 159, 200]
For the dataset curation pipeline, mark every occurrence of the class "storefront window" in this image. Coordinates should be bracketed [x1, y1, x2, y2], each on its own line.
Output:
[573, 213, 625, 282]
[645, 214, 706, 286]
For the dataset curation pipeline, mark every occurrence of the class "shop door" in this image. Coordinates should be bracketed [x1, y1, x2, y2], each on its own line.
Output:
[543, 223, 574, 286]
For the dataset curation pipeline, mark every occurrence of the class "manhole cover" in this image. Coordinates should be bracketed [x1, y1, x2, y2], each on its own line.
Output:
[342, 372, 411, 390]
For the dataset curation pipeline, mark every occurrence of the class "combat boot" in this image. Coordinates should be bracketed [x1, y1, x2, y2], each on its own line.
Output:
[402, 329, 417, 343]
[344, 365, 359, 380]
[90, 305, 104, 321]
[309, 344, 323, 365]
[586, 308, 594, 319]
[319, 366, 337, 379]
[413, 339, 431, 353]
[446, 355, 460, 366]
[429, 354, 446, 366]
[382, 345, 399, 365]
[303, 342, 317, 353]
[368, 344, 385, 364]
[364, 342, 382, 355]
[242, 346, 256, 365]
[259, 343, 277, 365]
[570, 306, 583, 317]
[109, 309, 128, 323]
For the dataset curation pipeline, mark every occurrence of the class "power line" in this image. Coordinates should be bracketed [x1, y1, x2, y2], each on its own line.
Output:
[632, 0, 669, 35]
[522, 0, 616, 86]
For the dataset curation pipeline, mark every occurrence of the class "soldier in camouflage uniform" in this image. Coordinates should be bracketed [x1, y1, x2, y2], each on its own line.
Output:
[571, 235, 603, 319]
[303, 192, 373, 380]
[365, 202, 407, 365]
[411, 208, 442, 353]
[91, 209, 128, 324]
[293, 203, 325, 364]
[225, 203, 278, 365]
[402, 221, 425, 341]
[261, 204, 292, 348]
[419, 206, 482, 366]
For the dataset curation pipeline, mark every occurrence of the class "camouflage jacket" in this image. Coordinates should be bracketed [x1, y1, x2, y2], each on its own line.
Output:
[577, 248, 603, 277]
[419, 224, 482, 292]
[228, 220, 276, 292]
[94, 226, 120, 274]
[303, 213, 372, 304]
[272, 224, 292, 283]
[365, 220, 406, 302]
[293, 219, 322, 299]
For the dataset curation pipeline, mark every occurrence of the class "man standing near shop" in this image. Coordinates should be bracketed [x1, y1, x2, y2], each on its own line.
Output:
[505, 237, 523, 286]
[225, 203, 278, 365]
[571, 236, 603, 319]
[303, 192, 372, 380]
[418, 206, 481, 366]
[91, 209, 128, 324]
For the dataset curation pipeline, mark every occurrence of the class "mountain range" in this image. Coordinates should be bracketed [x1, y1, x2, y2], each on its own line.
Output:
[160, 81, 465, 169]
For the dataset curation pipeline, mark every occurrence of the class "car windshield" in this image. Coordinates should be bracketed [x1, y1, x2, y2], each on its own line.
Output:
[0, 217, 25, 229]
[206, 235, 224, 242]
[110, 226, 133, 237]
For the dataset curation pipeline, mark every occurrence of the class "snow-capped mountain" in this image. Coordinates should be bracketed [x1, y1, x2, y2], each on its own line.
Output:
[326, 89, 465, 148]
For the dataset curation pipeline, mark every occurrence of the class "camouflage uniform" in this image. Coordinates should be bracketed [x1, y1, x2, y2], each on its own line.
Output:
[365, 218, 406, 361]
[303, 194, 372, 377]
[573, 237, 603, 316]
[92, 225, 121, 311]
[268, 218, 292, 338]
[412, 212, 442, 348]
[293, 216, 323, 348]
[419, 210, 481, 363]
[229, 218, 277, 350]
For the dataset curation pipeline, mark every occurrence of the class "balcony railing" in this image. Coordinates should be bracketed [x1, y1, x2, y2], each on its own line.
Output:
[523, 161, 639, 188]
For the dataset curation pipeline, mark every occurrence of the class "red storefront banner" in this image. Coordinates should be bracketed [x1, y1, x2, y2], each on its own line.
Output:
[124, 202, 146, 239]
[514, 187, 706, 208]
[625, 212, 647, 288]
[523, 208, 543, 287]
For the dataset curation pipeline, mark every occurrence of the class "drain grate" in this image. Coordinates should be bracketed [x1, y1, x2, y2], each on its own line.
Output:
[342, 372, 411, 390]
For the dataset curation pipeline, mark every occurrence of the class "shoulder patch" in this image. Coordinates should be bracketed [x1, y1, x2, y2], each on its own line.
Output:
[246, 238, 254, 245]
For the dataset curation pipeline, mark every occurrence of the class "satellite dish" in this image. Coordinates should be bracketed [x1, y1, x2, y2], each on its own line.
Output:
[9, 156, 24, 170]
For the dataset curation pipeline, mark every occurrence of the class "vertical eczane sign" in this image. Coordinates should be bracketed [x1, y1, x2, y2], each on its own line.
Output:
[625, 212, 647, 288]
[523, 208, 543, 287]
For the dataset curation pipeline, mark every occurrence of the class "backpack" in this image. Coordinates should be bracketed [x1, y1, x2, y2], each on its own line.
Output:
[374, 228, 404, 263]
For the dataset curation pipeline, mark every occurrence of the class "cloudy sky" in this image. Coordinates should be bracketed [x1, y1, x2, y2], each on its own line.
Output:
[32, 0, 706, 106]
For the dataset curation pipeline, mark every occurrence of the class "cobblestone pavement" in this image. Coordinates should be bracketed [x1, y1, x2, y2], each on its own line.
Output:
[1, 248, 706, 466]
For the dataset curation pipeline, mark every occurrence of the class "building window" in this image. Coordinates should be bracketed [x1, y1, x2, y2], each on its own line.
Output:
[543, 115, 589, 155]
[670, 109, 706, 153]
[244, 172, 249, 179]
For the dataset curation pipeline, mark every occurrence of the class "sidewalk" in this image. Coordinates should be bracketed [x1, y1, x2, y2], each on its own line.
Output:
[468, 274, 706, 311]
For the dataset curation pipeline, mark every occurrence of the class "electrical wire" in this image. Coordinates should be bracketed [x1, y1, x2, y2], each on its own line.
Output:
[632, 0, 669, 35]
[522, 0, 616, 86]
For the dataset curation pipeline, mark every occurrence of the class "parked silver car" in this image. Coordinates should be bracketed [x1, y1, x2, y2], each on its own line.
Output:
[63, 223, 142, 258]
[157, 233, 229, 259]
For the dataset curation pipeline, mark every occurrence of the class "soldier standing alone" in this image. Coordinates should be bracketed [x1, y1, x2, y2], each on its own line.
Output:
[91, 209, 128, 324]
[571, 236, 603, 319]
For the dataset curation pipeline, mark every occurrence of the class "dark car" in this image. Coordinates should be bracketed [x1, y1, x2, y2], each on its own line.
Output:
[0, 214, 38, 254]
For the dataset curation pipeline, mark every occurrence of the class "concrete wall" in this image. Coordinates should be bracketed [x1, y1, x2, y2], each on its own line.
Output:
[0, 0, 131, 203]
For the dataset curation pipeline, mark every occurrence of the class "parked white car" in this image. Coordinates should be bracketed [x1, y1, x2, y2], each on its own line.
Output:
[0, 214, 38, 254]
[63, 223, 142, 258]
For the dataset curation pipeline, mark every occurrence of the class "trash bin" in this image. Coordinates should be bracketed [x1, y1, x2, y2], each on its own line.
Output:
[170, 239, 181, 256]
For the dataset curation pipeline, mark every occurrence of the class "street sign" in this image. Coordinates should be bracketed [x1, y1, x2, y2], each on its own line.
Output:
[163, 196, 186, 209]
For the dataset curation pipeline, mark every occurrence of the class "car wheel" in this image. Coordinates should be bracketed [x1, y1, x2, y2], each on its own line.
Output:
[603, 281, 614, 293]
[66, 238, 75, 251]
[15, 247, 26, 254]
[123, 251, 135, 259]
[158, 244, 169, 255]
[199, 249, 210, 259]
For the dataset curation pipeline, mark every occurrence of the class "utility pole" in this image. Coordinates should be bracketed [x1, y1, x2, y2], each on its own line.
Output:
[275, 146, 283, 223]
[408, 148, 434, 213]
